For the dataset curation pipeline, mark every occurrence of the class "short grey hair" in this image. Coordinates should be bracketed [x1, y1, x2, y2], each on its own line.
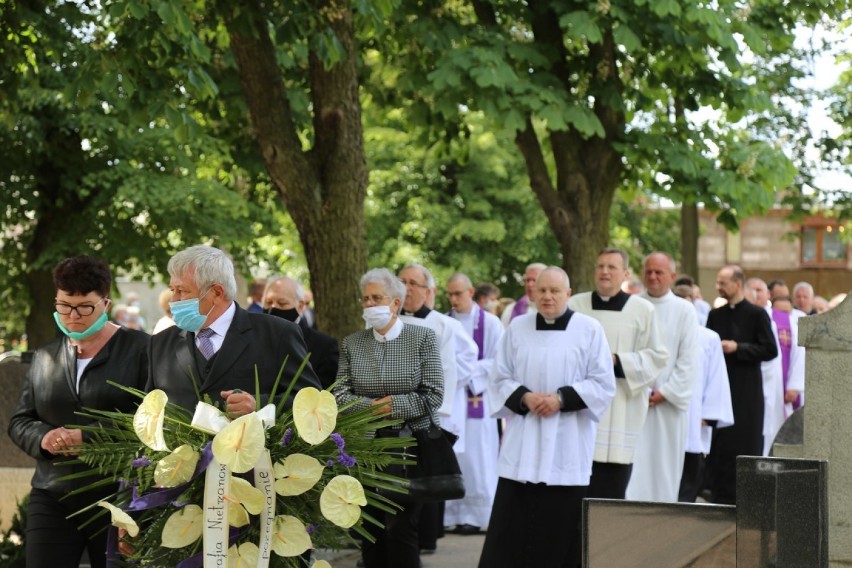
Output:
[599, 248, 629, 271]
[168, 245, 237, 301]
[526, 262, 548, 273]
[266, 277, 306, 302]
[793, 281, 814, 296]
[361, 268, 406, 302]
[401, 263, 435, 289]
[644, 252, 676, 273]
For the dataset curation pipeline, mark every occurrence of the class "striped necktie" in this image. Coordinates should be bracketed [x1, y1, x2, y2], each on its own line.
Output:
[197, 327, 216, 360]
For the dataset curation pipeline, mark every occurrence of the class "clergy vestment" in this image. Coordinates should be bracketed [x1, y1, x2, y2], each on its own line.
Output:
[679, 326, 734, 502]
[479, 310, 615, 568]
[444, 304, 503, 529]
[705, 299, 777, 504]
[760, 305, 785, 457]
[567, 291, 667, 498]
[626, 291, 698, 502]
[499, 295, 538, 327]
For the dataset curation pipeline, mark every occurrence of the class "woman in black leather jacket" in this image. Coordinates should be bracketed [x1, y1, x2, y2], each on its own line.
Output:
[8, 256, 149, 568]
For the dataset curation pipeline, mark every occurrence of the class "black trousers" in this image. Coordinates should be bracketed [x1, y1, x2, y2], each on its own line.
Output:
[479, 478, 585, 568]
[362, 500, 424, 568]
[26, 487, 112, 568]
[586, 461, 633, 499]
[678, 452, 705, 502]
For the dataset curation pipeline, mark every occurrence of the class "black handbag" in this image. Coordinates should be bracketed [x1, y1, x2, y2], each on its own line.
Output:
[379, 399, 466, 504]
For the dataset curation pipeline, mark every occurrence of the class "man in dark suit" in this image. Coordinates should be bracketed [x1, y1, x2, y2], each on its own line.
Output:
[147, 246, 321, 416]
[263, 277, 339, 389]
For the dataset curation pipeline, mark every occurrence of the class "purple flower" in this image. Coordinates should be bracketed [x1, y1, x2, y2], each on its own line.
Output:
[330, 432, 345, 451]
[132, 456, 152, 468]
[307, 523, 317, 535]
[337, 452, 357, 468]
[280, 428, 293, 447]
[326, 459, 335, 467]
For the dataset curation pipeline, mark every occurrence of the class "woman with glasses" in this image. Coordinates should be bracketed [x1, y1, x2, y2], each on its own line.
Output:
[334, 268, 444, 568]
[8, 256, 149, 568]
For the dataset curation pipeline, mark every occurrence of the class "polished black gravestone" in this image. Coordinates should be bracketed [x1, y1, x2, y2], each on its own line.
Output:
[736, 456, 828, 567]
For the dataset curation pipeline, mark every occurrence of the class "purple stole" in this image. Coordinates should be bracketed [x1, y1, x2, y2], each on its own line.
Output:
[448, 307, 486, 418]
[772, 309, 801, 409]
[510, 295, 529, 321]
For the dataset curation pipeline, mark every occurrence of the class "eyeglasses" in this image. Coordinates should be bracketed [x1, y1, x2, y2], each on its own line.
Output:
[360, 294, 391, 306]
[54, 298, 106, 316]
[399, 279, 429, 289]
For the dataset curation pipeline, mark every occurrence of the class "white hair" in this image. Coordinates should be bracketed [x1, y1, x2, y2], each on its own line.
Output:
[361, 268, 406, 302]
[401, 263, 435, 289]
[168, 245, 237, 300]
[265, 277, 306, 302]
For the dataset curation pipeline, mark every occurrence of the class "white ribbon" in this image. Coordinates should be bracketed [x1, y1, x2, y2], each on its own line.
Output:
[192, 402, 277, 433]
[253, 450, 276, 567]
[202, 457, 230, 568]
[192, 402, 278, 566]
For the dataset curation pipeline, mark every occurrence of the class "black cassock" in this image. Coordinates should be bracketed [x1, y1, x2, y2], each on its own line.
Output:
[706, 300, 777, 504]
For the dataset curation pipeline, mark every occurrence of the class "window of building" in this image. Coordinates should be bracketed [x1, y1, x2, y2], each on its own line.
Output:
[801, 224, 847, 265]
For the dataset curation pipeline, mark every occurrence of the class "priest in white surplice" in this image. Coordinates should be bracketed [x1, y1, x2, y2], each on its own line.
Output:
[398, 264, 477, 554]
[479, 267, 615, 568]
[444, 273, 503, 534]
[568, 248, 668, 499]
[626, 253, 698, 502]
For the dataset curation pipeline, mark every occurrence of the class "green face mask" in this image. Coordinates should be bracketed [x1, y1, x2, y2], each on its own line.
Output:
[53, 311, 110, 341]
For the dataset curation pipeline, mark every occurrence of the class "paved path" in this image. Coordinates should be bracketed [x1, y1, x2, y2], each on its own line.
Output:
[317, 532, 486, 567]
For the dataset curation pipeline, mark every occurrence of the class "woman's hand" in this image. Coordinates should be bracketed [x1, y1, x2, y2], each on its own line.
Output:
[371, 396, 393, 416]
[41, 427, 83, 455]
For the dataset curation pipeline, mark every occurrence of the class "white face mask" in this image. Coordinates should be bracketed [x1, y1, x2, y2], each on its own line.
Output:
[363, 305, 394, 329]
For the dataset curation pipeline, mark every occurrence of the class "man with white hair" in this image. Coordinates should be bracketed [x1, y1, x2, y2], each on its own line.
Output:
[398, 263, 477, 555]
[263, 277, 339, 389]
[148, 245, 321, 415]
[500, 262, 547, 326]
[793, 281, 817, 315]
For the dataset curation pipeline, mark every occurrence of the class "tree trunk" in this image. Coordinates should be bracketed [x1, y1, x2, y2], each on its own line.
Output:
[227, 1, 368, 340]
[680, 203, 699, 279]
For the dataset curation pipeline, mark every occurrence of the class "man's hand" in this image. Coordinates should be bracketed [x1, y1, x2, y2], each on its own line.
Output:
[220, 390, 256, 418]
[371, 396, 392, 416]
[649, 390, 667, 407]
[720, 340, 738, 354]
[523, 392, 561, 417]
[784, 389, 800, 404]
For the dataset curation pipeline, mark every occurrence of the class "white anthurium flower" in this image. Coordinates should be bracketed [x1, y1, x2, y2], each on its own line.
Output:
[319, 475, 367, 528]
[133, 389, 169, 451]
[311, 561, 333, 568]
[273, 453, 325, 496]
[227, 476, 265, 527]
[212, 412, 265, 474]
[161, 504, 204, 549]
[292, 387, 337, 445]
[271, 515, 312, 557]
[153, 445, 200, 488]
[97, 501, 139, 538]
[227, 542, 260, 568]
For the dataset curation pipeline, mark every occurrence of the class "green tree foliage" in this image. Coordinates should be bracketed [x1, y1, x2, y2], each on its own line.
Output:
[366, 0, 847, 289]
[0, 1, 276, 347]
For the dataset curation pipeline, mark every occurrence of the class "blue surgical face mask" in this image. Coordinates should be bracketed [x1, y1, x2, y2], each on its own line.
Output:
[169, 289, 213, 333]
[54, 311, 110, 341]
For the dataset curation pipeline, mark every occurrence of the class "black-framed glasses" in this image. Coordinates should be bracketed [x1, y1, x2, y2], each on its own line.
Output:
[54, 298, 106, 316]
[360, 294, 391, 306]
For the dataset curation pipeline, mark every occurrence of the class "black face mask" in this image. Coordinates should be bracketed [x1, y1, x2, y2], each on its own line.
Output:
[265, 307, 300, 323]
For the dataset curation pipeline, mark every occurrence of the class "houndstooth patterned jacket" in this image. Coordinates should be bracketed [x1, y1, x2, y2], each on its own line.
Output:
[334, 322, 444, 432]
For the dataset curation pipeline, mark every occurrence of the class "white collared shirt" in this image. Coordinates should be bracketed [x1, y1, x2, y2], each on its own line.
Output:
[197, 301, 236, 355]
